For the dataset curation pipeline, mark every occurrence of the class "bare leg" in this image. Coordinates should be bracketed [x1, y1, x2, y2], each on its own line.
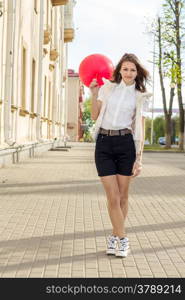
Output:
[116, 174, 132, 231]
[100, 175, 125, 238]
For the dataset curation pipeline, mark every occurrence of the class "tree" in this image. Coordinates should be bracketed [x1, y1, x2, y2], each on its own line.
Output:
[145, 117, 152, 142]
[146, 0, 185, 149]
[156, 16, 176, 148]
[146, 17, 175, 148]
[161, 0, 185, 149]
[153, 116, 165, 143]
[82, 98, 95, 142]
[172, 115, 180, 143]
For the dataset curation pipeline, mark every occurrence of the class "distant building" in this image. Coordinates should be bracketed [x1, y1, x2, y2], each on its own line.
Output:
[67, 69, 85, 141]
[149, 108, 179, 114]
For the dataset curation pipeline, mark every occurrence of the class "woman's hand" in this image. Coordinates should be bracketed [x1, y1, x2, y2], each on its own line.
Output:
[131, 160, 142, 178]
[89, 78, 100, 97]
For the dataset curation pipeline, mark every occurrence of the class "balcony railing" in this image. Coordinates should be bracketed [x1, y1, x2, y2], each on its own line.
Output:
[51, 0, 69, 6]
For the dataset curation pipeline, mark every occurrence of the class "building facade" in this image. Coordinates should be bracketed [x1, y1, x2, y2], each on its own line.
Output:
[0, 0, 77, 166]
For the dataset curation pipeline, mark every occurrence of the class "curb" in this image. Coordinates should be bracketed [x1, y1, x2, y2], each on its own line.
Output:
[144, 150, 185, 154]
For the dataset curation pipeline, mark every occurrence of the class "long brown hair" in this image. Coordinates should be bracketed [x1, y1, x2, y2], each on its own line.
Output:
[111, 53, 150, 92]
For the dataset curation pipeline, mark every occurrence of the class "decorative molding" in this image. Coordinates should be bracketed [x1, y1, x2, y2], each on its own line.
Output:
[41, 117, 48, 122]
[64, 28, 74, 43]
[43, 48, 48, 56]
[11, 105, 18, 112]
[44, 27, 52, 45]
[19, 108, 30, 117]
[51, 0, 69, 6]
[29, 112, 38, 119]
[50, 49, 59, 61]
[49, 64, 55, 71]
[55, 121, 61, 125]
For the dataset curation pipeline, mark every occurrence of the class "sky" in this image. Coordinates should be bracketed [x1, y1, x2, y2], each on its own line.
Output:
[68, 0, 179, 112]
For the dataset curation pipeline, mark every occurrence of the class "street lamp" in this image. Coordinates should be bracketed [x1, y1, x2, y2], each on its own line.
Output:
[150, 32, 156, 145]
[146, 17, 157, 145]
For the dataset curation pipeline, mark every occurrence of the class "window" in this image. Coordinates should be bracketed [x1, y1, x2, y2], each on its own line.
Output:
[43, 76, 47, 117]
[51, 9, 53, 36]
[57, 94, 60, 122]
[31, 59, 36, 113]
[21, 47, 26, 109]
[48, 81, 52, 120]
[47, 0, 49, 26]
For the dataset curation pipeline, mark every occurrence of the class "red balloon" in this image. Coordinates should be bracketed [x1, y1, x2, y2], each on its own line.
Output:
[79, 54, 114, 87]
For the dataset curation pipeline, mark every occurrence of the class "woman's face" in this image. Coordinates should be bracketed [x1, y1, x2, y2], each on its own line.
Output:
[120, 61, 137, 85]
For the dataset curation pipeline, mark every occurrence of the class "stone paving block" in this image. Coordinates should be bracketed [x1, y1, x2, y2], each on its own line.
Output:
[1, 272, 17, 278]
[29, 273, 43, 278]
[99, 272, 113, 278]
[125, 271, 140, 277]
[0, 145, 185, 278]
[85, 262, 98, 269]
[85, 272, 99, 277]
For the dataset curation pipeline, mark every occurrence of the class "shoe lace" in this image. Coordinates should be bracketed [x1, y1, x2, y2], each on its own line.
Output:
[108, 236, 117, 248]
[119, 238, 129, 251]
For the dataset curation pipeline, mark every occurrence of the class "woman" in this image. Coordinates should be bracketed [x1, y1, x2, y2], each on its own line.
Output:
[89, 53, 152, 258]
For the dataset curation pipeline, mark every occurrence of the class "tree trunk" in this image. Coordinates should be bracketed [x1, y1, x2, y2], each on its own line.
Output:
[174, 0, 184, 150]
[165, 113, 172, 148]
[157, 17, 173, 149]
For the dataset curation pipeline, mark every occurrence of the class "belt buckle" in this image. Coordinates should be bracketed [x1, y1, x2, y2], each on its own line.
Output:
[121, 130, 125, 136]
[109, 130, 112, 136]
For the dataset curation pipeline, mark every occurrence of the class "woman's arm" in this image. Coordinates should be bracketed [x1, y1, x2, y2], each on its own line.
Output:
[136, 116, 145, 163]
[132, 117, 145, 178]
[89, 79, 102, 120]
[91, 95, 102, 121]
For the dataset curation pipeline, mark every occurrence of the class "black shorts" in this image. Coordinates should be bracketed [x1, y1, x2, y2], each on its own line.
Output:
[95, 133, 136, 177]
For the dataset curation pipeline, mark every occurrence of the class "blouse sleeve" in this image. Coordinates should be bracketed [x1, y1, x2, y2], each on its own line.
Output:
[142, 97, 152, 117]
[97, 85, 106, 102]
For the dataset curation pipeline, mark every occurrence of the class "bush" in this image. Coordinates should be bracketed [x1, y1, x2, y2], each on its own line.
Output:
[83, 131, 94, 142]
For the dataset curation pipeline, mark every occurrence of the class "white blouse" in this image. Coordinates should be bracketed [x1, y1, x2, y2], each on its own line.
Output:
[97, 80, 150, 130]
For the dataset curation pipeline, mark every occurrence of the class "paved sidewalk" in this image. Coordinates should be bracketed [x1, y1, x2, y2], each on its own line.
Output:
[0, 142, 185, 278]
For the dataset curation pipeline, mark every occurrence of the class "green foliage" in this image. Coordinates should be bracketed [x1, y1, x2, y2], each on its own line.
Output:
[82, 97, 95, 142]
[160, 0, 185, 83]
[145, 117, 152, 142]
[146, 115, 180, 144]
[172, 115, 180, 140]
[82, 98, 94, 128]
[146, 0, 184, 149]
[153, 116, 165, 143]
[83, 131, 94, 142]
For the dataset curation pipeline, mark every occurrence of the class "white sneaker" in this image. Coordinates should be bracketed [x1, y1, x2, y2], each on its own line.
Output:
[115, 237, 130, 257]
[106, 235, 118, 255]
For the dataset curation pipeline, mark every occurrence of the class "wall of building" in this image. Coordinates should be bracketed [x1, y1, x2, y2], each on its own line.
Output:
[0, 0, 77, 167]
[67, 69, 84, 142]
